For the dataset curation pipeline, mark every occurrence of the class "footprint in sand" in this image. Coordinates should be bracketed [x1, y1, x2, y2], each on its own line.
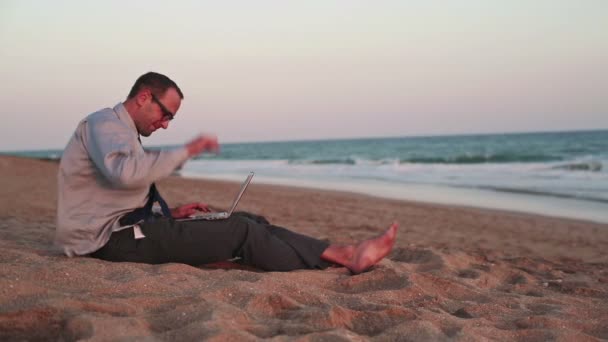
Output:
[245, 293, 302, 318]
[495, 272, 534, 294]
[585, 325, 608, 340]
[525, 303, 561, 315]
[390, 248, 444, 272]
[450, 307, 474, 319]
[0, 307, 65, 341]
[457, 269, 480, 279]
[506, 273, 528, 285]
[145, 299, 214, 334]
[331, 267, 410, 294]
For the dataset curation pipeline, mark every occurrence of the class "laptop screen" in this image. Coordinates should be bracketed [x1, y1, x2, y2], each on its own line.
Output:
[227, 172, 254, 214]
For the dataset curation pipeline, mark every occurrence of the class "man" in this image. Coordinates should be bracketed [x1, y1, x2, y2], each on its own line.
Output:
[55, 72, 397, 273]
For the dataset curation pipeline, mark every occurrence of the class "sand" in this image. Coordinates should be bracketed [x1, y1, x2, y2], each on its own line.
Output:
[0, 155, 607, 341]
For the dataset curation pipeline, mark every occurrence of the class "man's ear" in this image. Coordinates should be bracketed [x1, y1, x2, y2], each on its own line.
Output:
[135, 90, 150, 107]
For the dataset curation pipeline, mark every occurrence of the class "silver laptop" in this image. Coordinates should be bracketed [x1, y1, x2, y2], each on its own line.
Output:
[178, 172, 254, 221]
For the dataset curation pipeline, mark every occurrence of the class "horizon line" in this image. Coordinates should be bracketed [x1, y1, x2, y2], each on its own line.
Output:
[1, 127, 607, 153]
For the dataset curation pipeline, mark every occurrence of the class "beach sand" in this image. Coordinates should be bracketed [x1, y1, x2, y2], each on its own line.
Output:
[1, 155, 607, 341]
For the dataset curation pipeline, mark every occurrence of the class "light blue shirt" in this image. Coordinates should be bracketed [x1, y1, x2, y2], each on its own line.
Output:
[55, 103, 189, 256]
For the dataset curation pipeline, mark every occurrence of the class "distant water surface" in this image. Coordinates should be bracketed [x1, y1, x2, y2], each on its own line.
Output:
[5, 130, 608, 223]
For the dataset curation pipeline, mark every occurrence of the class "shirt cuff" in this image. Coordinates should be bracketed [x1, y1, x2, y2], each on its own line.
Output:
[133, 225, 146, 239]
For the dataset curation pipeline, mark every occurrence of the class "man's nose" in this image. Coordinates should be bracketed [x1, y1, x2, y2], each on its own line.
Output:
[161, 121, 169, 129]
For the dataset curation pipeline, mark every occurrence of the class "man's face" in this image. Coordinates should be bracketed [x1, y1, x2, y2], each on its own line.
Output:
[138, 88, 182, 137]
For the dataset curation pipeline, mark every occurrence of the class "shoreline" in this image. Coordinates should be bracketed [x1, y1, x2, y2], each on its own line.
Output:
[178, 171, 608, 225]
[5, 154, 608, 225]
[6, 153, 608, 224]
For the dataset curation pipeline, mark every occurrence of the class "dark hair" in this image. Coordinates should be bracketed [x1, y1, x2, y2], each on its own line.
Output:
[127, 72, 184, 100]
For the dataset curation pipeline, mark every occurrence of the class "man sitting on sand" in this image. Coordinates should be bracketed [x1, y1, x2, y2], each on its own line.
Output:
[55, 71, 397, 274]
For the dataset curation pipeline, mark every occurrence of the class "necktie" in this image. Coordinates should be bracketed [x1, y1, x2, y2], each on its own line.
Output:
[150, 183, 172, 217]
[118, 136, 172, 225]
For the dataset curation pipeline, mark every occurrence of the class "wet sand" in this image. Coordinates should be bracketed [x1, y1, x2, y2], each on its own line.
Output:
[1, 155, 607, 341]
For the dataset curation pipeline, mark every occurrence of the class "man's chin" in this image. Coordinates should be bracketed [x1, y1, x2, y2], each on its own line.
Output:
[143, 128, 158, 137]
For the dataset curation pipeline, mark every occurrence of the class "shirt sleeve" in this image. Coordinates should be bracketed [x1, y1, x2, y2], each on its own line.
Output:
[82, 114, 189, 189]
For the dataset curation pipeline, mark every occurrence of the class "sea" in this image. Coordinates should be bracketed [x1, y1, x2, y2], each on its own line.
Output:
[4, 130, 608, 223]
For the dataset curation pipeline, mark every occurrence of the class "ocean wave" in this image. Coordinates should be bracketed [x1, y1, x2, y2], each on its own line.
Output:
[195, 154, 561, 166]
[401, 153, 562, 164]
[288, 158, 356, 165]
[551, 161, 602, 172]
[477, 185, 608, 204]
[288, 158, 400, 166]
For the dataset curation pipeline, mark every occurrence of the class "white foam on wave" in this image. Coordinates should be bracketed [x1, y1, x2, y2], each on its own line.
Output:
[180, 158, 608, 222]
[180, 165, 608, 224]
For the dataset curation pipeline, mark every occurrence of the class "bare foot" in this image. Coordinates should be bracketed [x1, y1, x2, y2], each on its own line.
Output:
[321, 222, 398, 274]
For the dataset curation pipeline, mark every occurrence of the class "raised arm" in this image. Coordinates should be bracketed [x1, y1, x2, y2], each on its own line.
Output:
[83, 116, 188, 188]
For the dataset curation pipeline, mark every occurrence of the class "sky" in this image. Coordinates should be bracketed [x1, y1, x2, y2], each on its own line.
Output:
[0, 0, 607, 151]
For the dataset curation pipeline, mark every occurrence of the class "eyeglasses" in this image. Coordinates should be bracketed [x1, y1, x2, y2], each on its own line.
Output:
[151, 94, 175, 122]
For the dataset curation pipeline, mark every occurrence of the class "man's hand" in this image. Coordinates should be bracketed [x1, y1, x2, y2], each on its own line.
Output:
[186, 135, 219, 157]
[170, 203, 211, 219]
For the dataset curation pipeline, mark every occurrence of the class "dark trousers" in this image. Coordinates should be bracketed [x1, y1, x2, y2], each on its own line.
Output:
[90, 213, 331, 271]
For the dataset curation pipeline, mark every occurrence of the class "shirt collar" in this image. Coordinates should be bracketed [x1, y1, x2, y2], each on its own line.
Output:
[113, 102, 139, 136]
